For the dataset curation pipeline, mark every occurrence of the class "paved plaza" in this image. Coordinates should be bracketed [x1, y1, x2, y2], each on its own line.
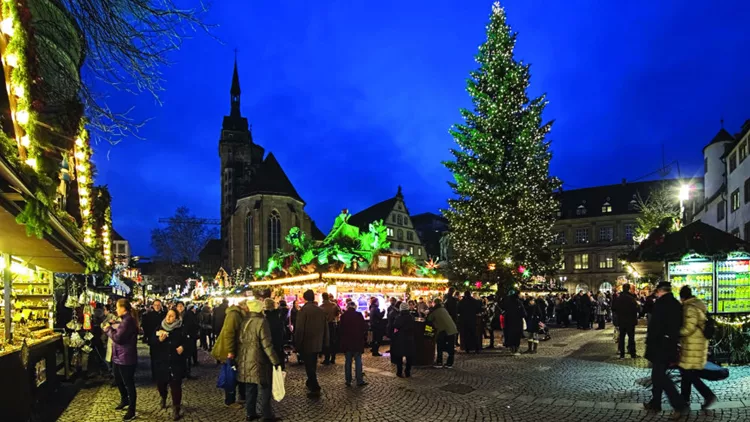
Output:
[57, 326, 750, 422]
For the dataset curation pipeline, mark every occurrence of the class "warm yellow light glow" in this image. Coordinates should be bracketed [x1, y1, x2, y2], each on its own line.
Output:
[80, 197, 88, 206]
[82, 209, 90, 217]
[74, 151, 84, 160]
[4, 53, 18, 67]
[10, 261, 33, 276]
[15, 110, 29, 124]
[504, 257, 512, 265]
[322, 273, 448, 284]
[75, 137, 83, 147]
[79, 187, 88, 196]
[84, 236, 93, 245]
[76, 165, 85, 173]
[0, 18, 14, 36]
[78, 175, 88, 184]
[13, 85, 24, 98]
[20, 135, 29, 147]
[24, 157, 36, 168]
[247, 273, 321, 287]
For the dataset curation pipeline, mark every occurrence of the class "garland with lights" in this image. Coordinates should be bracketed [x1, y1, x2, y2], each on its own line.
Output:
[74, 122, 96, 246]
[441, 2, 561, 285]
[101, 205, 112, 267]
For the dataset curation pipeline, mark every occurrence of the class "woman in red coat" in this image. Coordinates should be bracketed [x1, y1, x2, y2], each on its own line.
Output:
[338, 301, 368, 386]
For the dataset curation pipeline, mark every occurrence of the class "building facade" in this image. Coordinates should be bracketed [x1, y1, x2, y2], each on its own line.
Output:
[692, 121, 750, 239]
[218, 60, 319, 271]
[411, 212, 448, 259]
[553, 179, 691, 293]
[111, 228, 130, 267]
[348, 187, 426, 257]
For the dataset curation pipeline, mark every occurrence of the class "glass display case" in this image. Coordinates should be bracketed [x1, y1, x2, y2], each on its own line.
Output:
[667, 254, 714, 313]
[716, 252, 750, 314]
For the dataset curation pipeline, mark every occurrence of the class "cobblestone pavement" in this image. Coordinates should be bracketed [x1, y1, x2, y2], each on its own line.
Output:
[57, 325, 750, 422]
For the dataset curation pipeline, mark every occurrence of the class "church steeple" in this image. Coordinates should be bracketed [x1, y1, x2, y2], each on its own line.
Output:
[230, 56, 241, 117]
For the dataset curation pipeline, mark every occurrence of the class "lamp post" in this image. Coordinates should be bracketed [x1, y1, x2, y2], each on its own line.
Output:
[678, 184, 691, 224]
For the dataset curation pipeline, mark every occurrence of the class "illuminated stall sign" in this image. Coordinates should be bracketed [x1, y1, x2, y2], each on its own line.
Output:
[667, 254, 714, 313]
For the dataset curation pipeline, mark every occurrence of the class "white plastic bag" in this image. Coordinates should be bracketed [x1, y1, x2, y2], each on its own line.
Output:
[272, 366, 286, 402]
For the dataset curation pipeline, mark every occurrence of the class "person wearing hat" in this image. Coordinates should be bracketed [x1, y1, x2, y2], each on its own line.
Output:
[263, 298, 287, 370]
[390, 302, 417, 377]
[236, 300, 281, 422]
[644, 281, 688, 418]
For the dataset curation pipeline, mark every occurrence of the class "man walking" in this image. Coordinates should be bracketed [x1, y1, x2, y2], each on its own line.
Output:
[212, 300, 249, 408]
[141, 299, 165, 381]
[320, 293, 341, 365]
[612, 284, 639, 359]
[295, 290, 329, 395]
[338, 301, 368, 386]
[644, 282, 688, 419]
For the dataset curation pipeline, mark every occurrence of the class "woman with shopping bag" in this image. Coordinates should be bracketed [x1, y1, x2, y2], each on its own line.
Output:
[236, 300, 282, 422]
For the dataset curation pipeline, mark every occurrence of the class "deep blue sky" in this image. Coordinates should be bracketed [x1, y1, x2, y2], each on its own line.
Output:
[91, 0, 750, 256]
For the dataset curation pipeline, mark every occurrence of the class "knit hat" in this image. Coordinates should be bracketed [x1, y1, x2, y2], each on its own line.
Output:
[399, 302, 410, 311]
[246, 300, 263, 313]
[264, 298, 275, 311]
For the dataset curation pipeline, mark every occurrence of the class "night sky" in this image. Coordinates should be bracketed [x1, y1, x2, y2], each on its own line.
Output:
[91, 0, 750, 256]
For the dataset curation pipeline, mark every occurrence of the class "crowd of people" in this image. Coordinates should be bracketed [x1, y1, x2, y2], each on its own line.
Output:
[93, 280, 717, 422]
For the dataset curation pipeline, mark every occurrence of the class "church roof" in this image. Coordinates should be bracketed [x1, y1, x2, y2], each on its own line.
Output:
[199, 239, 222, 258]
[310, 220, 326, 241]
[242, 153, 304, 203]
[703, 128, 734, 152]
[231, 59, 241, 96]
[348, 196, 398, 230]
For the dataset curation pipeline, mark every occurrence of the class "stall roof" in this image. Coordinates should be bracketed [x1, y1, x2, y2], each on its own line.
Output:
[627, 221, 750, 263]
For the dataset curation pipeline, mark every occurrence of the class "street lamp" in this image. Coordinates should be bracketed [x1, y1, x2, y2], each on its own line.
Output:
[678, 184, 691, 224]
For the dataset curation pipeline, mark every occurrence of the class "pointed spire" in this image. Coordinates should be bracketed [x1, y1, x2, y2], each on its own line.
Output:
[230, 52, 241, 117]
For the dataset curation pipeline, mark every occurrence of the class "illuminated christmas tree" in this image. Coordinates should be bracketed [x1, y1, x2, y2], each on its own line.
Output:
[442, 2, 560, 284]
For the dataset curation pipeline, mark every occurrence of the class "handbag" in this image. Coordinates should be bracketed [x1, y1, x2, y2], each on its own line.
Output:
[217, 359, 237, 390]
[272, 366, 286, 402]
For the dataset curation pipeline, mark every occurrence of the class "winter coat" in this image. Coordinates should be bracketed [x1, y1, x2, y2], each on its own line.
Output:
[612, 292, 639, 327]
[320, 300, 341, 323]
[501, 295, 526, 348]
[150, 325, 187, 382]
[369, 303, 384, 329]
[213, 302, 229, 332]
[142, 309, 165, 343]
[390, 311, 416, 361]
[106, 313, 138, 366]
[645, 293, 682, 364]
[181, 309, 200, 337]
[236, 312, 281, 386]
[339, 308, 367, 353]
[211, 306, 246, 362]
[264, 308, 286, 359]
[294, 302, 329, 354]
[525, 303, 541, 334]
[199, 309, 214, 331]
[679, 297, 709, 370]
[444, 294, 458, 321]
[426, 306, 458, 336]
[596, 297, 608, 316]
[457, 296, 481, 329]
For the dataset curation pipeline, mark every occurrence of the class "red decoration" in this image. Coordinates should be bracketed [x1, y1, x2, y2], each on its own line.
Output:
[475, 281, 482, 289]
[518, 265, 526, 274]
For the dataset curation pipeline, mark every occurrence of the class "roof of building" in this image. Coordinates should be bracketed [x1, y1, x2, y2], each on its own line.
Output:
[199, 239, 222, 258]
[111, 228, 125, 241]
[348, 197, 398, 230]
[556, 178, 696, 220]
[310, 220, 326, 241]
[628, 220, 749, 262]
[231, 58, 241, 96]
[240, 153, 304, 203]
[411, 212, 447, 224]
[703, 128, 735, 152]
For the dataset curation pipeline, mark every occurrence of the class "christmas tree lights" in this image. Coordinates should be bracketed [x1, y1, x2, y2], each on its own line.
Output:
[442, 2, 560, 284]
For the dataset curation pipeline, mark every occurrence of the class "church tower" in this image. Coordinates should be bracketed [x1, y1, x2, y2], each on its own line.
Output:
[219, 58, 264, 268]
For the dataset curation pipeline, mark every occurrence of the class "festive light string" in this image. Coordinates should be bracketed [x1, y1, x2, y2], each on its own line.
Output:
[714, 315, 750, 327]
[102, 206, 112, 266]
[246, 273, 449, 288]
[0, 0, 37, 167]
[74, 125, 96, 246]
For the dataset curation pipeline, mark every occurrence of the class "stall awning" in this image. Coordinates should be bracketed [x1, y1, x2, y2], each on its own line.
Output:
[627, 221, 750, 263]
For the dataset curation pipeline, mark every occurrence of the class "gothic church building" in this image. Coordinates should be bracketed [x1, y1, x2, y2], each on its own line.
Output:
[219, 60, 319, 271]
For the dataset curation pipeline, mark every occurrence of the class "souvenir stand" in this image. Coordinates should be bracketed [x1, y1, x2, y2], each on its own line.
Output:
[626, 221, 750, 363]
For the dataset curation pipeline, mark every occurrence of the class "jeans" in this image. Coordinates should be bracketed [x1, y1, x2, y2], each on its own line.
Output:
[344, 351, 363, 385]
[302, 352, 320, 392]
[245, 383, 273, 419]
[651, 362, 687, 411]
[225, 381, 246, 405]
[435, 332, 455, 366]
[681, 369, 715, 403]
[156, 379, 182, 406]
[114, 364, 137, 411]
[618, 325, 636, 357]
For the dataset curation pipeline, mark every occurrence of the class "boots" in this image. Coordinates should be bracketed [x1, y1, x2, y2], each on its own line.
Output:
[172, 405, 181, 421]
[532, 342, 538, 354]
[160, 396, 167, 409]
[525, 341, 533, 354]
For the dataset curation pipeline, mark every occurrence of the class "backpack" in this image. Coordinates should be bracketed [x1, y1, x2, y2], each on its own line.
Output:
[703, 315, 715, 340]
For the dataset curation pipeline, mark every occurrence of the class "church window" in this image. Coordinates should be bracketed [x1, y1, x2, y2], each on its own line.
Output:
[246, 214, 253, 267]
[294, 214, 300, 228]
[397, 229, 404, 240]
[268, 211, 281, 257]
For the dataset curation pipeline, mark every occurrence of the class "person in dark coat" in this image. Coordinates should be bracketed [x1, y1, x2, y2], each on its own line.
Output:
[577, 292, 592, 329]
[213, 299, 229, 336]
[643, 282, 688, 418]
[339, 301, 368, 386]
[198, 305, 214, 351]
[457, 291, 482, 353]
[369, 297, 385, 356]
[105, 299, 139, 421]
[142, 299, 166, 381]
[390, 303, 416, 377]
[500, 291, 526, 355]
[295, 290, 329, 395]
[150, 309, 187, 421]
[176, 302, 199, 378]
[612, 283, 639, 359]
[525, 298, 542, 354]
[263, 298, 287, 370]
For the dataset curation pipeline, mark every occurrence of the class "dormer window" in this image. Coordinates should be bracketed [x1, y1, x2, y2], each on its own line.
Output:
[576, 205, 587, 216]
[602, 201, 612, 213]
[628, 197, 638, 211]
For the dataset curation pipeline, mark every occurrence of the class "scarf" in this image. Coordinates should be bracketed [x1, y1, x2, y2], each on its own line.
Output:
[161, 318, 183, 332]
